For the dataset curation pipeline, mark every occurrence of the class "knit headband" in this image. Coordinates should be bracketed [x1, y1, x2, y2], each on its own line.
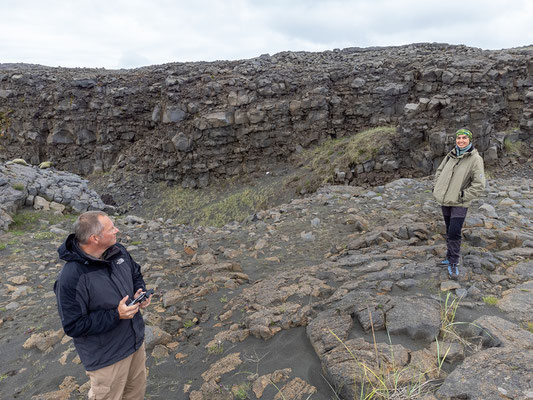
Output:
[456, 129, 472, 140]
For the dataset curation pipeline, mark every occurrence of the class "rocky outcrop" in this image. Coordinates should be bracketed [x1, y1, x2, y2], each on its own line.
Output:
[1, 168, 532, 399]
[436, 316, 533, 400]
[1, 44, 532, 187]
[0, 162, 108, 230]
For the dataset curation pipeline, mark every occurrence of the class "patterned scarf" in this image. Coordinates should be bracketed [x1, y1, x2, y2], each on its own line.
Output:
[455, 143, 472, 157]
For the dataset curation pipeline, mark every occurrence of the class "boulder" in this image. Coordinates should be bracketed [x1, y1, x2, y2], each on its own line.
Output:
[144, 325, 173, 351]
[386, 297, 440, 342]
[436, 347, 533, 400]
[321, 337, 410, 400]
[33, 196, 51, 211]
[497, 280, 533, 322]
[23, 329, 64, 352]
[466, 315, 533, 349]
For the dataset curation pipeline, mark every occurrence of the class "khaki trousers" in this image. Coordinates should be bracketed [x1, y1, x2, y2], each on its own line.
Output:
[86, 343, 146, 400]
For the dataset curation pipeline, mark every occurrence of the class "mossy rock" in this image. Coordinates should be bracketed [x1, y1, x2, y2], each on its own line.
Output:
[9, 158, 29, 166]
[39, 161, 53, 169]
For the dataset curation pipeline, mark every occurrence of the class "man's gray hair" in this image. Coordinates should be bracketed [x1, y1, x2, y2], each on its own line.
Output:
[74, 211, 108, 244]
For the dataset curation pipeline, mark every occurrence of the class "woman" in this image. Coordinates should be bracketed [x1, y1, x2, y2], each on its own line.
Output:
[433, 128, 486, 279]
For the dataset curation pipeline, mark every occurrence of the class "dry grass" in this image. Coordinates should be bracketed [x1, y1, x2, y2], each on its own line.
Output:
[152, 179, 279, 227]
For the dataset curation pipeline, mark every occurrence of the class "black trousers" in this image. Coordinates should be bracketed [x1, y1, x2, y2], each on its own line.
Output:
[441, 206, 468, 264]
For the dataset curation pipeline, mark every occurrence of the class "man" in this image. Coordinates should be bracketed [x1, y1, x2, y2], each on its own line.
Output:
[54, 211, 151, 399]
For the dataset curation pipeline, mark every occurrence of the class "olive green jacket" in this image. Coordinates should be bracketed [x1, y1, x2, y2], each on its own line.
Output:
[433, 147, 485, 207]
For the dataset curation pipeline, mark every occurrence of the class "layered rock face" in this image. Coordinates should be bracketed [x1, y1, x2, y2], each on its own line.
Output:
[0, 43, 531, 187]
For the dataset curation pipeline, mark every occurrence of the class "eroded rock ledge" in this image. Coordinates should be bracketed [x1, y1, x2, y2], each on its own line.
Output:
[0, 162, 107, 230]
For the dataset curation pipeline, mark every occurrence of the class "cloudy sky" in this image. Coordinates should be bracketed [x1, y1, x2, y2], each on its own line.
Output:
[1, 0, 532, 69]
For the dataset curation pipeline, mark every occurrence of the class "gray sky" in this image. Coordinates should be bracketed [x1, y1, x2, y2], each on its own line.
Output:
[1, 0, 532, 69]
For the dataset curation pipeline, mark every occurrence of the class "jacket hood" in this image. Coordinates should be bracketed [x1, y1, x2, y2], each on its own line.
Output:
[58, 234, 121, 265]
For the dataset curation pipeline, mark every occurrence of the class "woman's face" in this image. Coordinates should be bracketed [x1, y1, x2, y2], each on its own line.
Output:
[456, 134, 470, 149]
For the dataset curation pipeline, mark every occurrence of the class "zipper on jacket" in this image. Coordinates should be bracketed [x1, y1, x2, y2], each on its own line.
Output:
[442, 158, 460, 202]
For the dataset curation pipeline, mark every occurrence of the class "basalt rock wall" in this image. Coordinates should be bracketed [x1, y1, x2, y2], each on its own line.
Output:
[0, 43, 531, 187]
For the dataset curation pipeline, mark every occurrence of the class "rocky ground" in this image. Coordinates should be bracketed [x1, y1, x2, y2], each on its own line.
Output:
[0, 166, 532, 400]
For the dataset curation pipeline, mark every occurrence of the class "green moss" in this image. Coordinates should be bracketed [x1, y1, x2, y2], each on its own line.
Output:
[0, 243, 6, 251]
[34, 231, 56, 240]
[11, 182, 25, 191]
[11, 209, 74, 231]
[483, 295, 498, 305]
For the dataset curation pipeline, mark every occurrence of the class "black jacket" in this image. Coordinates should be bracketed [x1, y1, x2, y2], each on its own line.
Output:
[54, 234, 146, 371]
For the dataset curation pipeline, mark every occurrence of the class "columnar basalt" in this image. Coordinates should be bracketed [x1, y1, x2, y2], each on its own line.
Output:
[0, 43, 531, 187]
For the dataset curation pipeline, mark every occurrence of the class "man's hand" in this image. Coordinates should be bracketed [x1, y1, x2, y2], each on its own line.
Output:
[133, 288, 152, 309]
[117, 295, 139, 319]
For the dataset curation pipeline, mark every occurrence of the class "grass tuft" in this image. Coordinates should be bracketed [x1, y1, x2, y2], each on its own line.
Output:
[291, 126, 397, 192]
[482, 295, 498, 306]
[183, 320, 194, 328]
[503, 137, 523, 155]
[232, 382, 251, 400]
[328, 328, 440, 399]
[207, 342, 224, 355]
[440, 292, 460, 341]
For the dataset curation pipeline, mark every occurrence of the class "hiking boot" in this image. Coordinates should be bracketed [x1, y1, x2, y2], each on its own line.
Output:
[440, 259, 450, 267]
[448, 263, 459, 280]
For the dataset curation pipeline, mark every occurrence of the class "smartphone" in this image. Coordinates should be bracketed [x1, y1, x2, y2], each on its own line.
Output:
[128, 289, 154, 306]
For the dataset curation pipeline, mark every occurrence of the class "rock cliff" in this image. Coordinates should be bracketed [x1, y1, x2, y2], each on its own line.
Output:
[0, 43, 532, 187]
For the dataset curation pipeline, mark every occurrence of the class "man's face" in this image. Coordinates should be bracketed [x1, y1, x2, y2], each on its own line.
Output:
[456, 134, 470, 149]
[95, 215, 119, 249]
